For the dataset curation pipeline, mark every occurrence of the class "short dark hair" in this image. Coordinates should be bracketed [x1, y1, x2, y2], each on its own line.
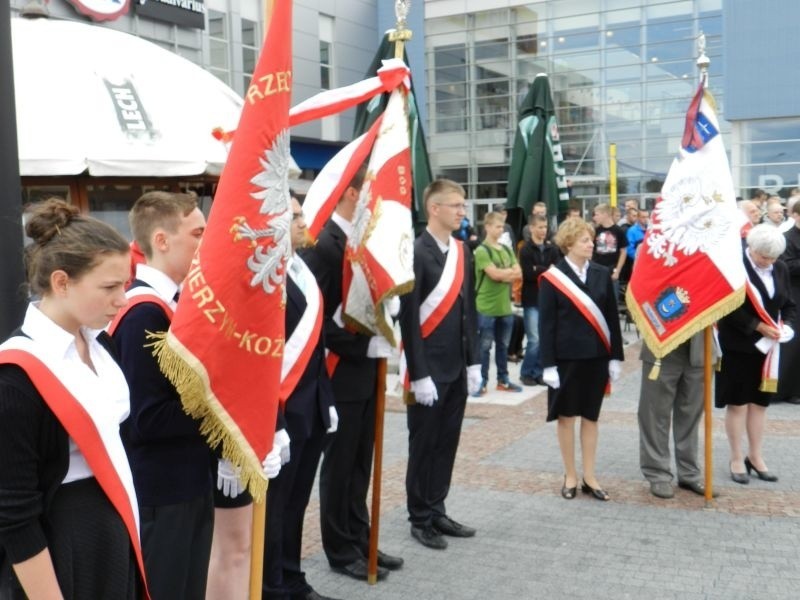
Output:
[130, 191, 198, 258]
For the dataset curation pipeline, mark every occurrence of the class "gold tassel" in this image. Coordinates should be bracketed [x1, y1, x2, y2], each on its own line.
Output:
[648, 359, 661, 380]
[759, 378, 778, 393]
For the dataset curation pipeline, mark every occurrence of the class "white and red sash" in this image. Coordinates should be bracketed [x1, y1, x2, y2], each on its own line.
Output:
[399, 238, 465, 389]
[280, 266, 324, 403]
[0, 338, 149, 598]
[745, 278, 782, 393]
[541, 266, 612, 394]
[107, 286, 174, 335]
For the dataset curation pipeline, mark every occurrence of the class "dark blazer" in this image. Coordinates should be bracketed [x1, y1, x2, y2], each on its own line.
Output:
[718, 254, 796, 355]
[113, 281, 211, 507]
[399, 232, 479, 384]
[518, 239, 561, 307]
[538, 259, 624, 366]
[301, 219, 377, 402]
[283, 274, 334, 439]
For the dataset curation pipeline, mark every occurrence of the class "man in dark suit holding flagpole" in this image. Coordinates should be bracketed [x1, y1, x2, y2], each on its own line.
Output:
[302, 171, 403, 581]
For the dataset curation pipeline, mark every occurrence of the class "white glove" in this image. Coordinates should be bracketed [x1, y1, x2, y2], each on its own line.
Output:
[367, 335, 393, 358]
[780, 324, 795, 343]
[386, 296, 401, 317]
[466, 364, 482, 396]
[411, 376, 438, 407]
[608, 359, 622, 382]
[274, 428, 290, 465]
[262, 443, 283, 479]
[217, 459, 244, 499]
[542, 366, 560, 389]
[327, 406, 339, 433]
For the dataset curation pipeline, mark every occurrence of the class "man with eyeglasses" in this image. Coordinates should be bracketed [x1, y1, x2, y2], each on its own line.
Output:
[399, 178, 481, 550]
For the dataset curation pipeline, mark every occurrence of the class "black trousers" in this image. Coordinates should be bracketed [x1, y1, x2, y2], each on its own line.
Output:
[406, 375, 468, 527]
[319, 397, 376, 567]
[140, 490, 214, 600]
[263, 418, 327, 599]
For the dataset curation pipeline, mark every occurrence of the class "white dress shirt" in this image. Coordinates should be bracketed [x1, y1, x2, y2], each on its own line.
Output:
[564, 256, 589, 284]
[746, 249, 775, 298]
[20, 304, 130, 484]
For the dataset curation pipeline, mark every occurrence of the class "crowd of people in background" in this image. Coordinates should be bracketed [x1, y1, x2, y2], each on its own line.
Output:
[3, 181, 800, 598]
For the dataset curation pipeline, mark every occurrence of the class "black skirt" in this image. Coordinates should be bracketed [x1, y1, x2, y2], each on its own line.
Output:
[715, 350, 773, 408]
[47, 478, 140, 600]
[546, 358, 609, 422]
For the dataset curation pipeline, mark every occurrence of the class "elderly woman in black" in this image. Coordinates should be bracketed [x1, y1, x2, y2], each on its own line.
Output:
[539, 218, 624, 501]
[717, 223, 796, 484]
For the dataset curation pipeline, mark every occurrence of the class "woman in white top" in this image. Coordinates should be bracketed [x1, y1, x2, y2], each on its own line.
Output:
[0, 199, 144, 599]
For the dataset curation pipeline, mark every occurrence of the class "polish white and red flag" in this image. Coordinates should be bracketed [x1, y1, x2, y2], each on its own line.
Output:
[626, 82, 746, 357]
[340, 87, 415, 344]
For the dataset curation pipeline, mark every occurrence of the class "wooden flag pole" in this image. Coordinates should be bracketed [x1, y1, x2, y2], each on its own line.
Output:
[703, 326, 715, 507]
[367, 357, 388, 584]
[366, 0, 412, 585]
[696, 33, 715, 508]
[249, 3, 277, 598]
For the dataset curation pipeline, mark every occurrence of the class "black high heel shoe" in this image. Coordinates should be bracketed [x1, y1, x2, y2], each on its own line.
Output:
[745, 457, 778, 482]
[561, 476, 577, 500]
[581, 479, 610, 501]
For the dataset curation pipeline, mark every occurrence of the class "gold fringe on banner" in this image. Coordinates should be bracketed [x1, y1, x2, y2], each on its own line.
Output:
[147, 331, 269, 502]
[625, 285, 745, 364]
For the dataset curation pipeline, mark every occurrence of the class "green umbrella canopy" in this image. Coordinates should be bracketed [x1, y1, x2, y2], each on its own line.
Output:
[506, 73, 570, 236]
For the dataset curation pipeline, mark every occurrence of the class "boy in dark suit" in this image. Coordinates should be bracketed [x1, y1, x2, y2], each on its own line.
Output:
[262, 197, 340, 600]
[399, 179, 481, 550]
[301, 171, 403, 581]
[111, 191, 213, 599]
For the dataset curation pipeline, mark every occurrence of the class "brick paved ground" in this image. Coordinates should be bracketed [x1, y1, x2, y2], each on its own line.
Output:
[295, 337, 800, 600]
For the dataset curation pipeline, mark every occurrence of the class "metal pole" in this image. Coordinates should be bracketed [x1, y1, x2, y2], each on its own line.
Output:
[0, 4, 27, 338]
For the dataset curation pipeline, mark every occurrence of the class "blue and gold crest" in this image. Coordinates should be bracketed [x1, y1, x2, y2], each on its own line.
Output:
[655, 286, 690, 321]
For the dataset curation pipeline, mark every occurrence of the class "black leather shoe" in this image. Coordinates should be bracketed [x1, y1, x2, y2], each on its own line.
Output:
[376, 550, 404, 570]
[745, 457, 778, 482]
[581, 479, 610, 501]
[432, 515, 476, 537]
[677, 480, 718, 497]
[331, 558, 388, 581]
[520, 375, 538, 386]
[784, 396, 800, 405]
[410, 525, 448, 549]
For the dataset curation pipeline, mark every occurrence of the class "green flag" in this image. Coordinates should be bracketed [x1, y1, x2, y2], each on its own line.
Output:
[506, 73, 569, 235]
[354, 33, 432, 226]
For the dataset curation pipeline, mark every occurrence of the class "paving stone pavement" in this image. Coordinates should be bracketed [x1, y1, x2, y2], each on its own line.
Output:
[295, 337, 800, 600]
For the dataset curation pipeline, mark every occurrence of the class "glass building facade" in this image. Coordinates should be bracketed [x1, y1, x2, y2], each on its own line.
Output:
[425, 0, 726, 216]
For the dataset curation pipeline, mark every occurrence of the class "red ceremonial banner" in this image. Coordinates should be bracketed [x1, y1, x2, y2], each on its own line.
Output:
[153, 0, 293, 501]
[626, 84, 746, 358]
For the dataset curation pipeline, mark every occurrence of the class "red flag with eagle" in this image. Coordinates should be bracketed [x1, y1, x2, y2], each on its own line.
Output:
[341, 87, 415, 345]
[152, 0, 293, 501]
[626, 83, 746, 359]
